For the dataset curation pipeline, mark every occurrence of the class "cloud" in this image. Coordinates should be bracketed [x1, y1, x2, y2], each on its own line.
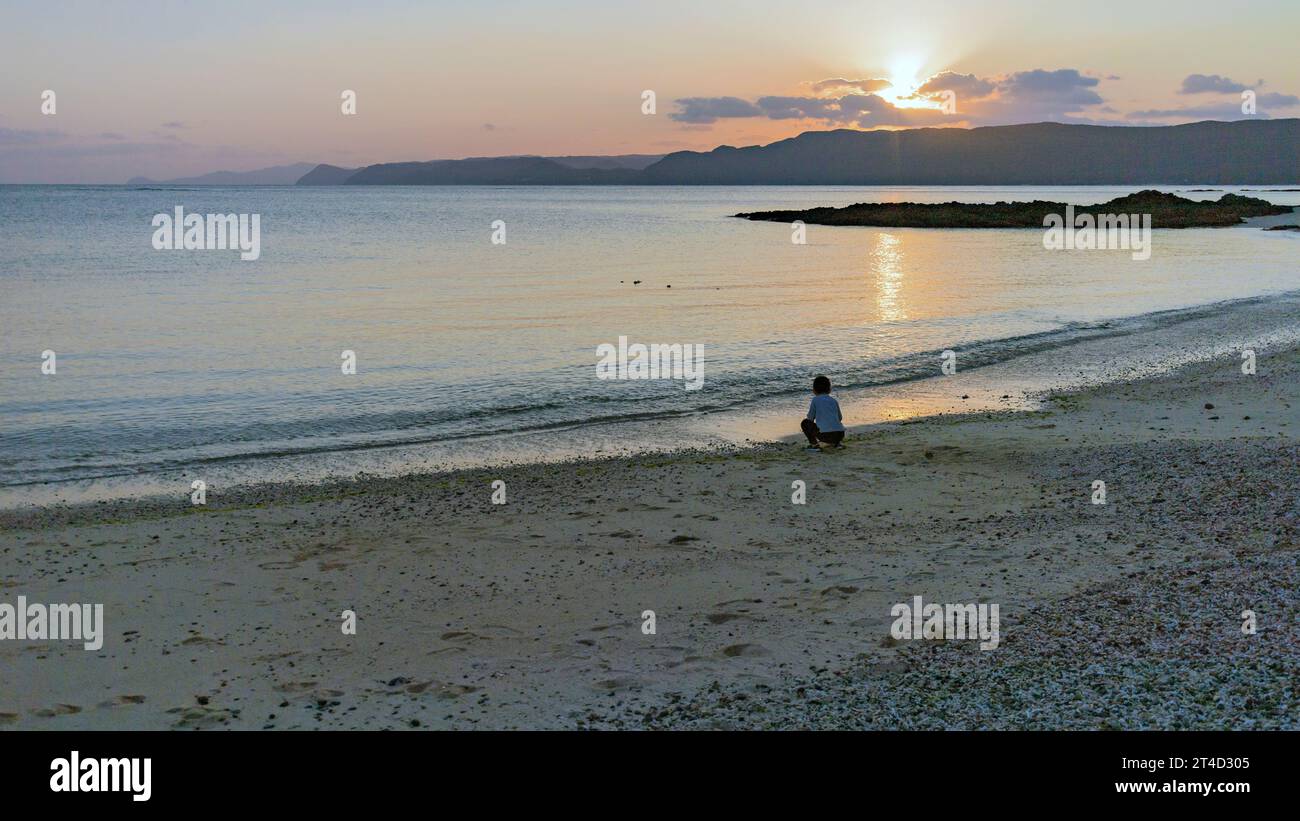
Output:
[759, 94, 954, 127]
[0, 127, 67, 145]
[0, 133, 284, 182]
[1259, 92, 1300, 107]
[913, 71, 996, 100]
[160, 120, 188, 129]
[672, 65, 1300, 132]
[1129, 75, 1300, 120]
[672, 67, 1114, 130]
[809, 77, 892, 95]
[1179, 74, 1257, 94]
[1129, 91, 1300, 120]
[929, 68, 1110, 125]
[1128, 102, 1256, 119]
[998, 69, 1102, 105]
[669, 96, 765, 124]
[670, 88, 966, 129]
[754, 95, 845, 121]
[0, 119, 308, 183]
[3, 139, 188, 158]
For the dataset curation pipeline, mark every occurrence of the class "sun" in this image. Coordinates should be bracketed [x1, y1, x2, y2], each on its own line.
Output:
[878, 53, 941, 109]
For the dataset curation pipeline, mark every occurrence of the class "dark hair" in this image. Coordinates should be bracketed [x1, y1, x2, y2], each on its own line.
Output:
[813, 375, 831, 394]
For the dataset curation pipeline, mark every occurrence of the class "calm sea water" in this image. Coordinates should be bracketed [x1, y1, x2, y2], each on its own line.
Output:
[1, 184, 1297, 503]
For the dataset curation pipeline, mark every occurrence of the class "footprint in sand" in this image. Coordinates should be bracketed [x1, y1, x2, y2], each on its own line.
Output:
[311, 688, 345, 700]
[434, 683, 478, 699]
[592, 676, 640, 692]
[426, 646, 465, 656]
[181, 635, 225, 646]
[664, 654, 710, 669]
[398, 680, 479, 699]
[252, 650, 302, 662]
[720, 643, 769, 658]
[167, 705, 239, 728]
[819, 585, 860, 598]
[439, 631, 480, 642]
[587, 620, 632, 633]
[706, 612, 748, 625]
[33, 704, 82, 717]
[480, 624, 524, 638]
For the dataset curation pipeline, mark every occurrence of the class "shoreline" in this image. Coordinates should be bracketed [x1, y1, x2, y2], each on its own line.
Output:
[7, 286, 1300, 511]
[3, 335, 1297, 729]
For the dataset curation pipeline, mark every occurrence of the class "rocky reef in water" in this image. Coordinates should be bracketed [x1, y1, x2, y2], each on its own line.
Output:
[734, 191, 1292, 228]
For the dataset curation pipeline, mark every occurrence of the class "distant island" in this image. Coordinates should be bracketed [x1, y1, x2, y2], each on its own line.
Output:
[126, 121, 1300, 188]
[295, 164, 358, 185]
[290, 120, 1299, 186]
[301, 154, 661, 185]
[734, 191, 1294, 229]
[337, 157, 642, 185]
[128, 155, 663, 186]
[128, 163, 318, 186]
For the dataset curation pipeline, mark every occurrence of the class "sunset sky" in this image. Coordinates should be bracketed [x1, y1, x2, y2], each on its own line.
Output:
[2, 0, 1298, 182]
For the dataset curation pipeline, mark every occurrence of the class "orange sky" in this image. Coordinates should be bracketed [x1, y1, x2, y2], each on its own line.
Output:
[2, 0, 1298, 181]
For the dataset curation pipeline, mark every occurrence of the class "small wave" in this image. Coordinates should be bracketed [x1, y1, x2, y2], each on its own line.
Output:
[4, 290, 1298, 490]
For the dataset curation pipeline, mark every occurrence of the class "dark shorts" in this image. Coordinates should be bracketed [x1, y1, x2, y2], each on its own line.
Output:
[801, 418, 844, 446]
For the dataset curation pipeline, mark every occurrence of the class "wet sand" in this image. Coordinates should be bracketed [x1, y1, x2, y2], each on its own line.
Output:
[1, 342, 1296, 729]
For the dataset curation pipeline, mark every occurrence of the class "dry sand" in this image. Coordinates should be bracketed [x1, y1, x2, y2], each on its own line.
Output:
[1, 343, 1296, 729]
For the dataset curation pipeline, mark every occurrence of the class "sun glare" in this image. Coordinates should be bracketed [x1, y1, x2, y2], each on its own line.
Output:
[879, 53, 941, 109]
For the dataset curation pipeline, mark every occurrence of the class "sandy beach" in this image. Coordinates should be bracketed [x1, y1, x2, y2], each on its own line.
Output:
[2, 341, 1296, 730]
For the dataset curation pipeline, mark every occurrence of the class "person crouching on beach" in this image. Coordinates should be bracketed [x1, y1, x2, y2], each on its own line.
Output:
[802, 374, 845, 452]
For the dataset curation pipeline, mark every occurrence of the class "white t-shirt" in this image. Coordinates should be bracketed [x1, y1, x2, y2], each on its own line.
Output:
[806, 394, 844, 432]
